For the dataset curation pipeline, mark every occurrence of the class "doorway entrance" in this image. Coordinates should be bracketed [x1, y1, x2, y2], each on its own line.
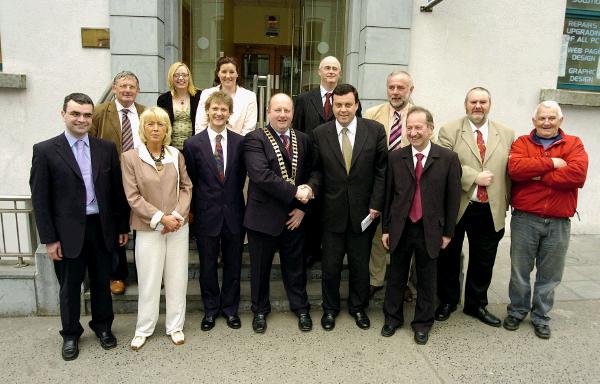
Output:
[184, 0, 347, 126]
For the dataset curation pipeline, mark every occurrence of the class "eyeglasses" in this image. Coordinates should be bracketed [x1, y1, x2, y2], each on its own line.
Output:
[173, 73, 189, 79]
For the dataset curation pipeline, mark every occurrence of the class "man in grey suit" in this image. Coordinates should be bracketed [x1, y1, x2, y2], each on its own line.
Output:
[435, 87, 514, 326]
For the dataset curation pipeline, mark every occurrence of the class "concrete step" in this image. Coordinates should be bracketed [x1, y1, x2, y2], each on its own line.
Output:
[87, 279, 387, 314]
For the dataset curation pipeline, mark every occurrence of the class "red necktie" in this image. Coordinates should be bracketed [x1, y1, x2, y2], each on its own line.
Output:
[281, 134, 291, 158]
[389, 111, 402, 151]
[121, 109, 134, 152]
[214, 134, 225, 183]
[475, 129, 488, 203]
[409, 153, 424, 223]
[323, 92, 332, 120]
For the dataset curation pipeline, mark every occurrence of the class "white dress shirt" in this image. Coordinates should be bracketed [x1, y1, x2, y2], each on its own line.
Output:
[320, 86, 334, 106]
[335, 116, 357, 150]
[207, 126, 228, 174]
[468, 119, 489, 202]
[115, 99, 142, 149]
[411, 141, 432, 169]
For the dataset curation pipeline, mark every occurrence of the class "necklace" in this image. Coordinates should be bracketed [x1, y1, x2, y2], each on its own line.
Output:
[147, 146, 165, 171]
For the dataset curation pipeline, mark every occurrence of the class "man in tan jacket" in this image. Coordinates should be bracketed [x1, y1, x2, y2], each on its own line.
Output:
[91, 71, 146, 295]
[364, 70, 415, 300]
[435, 87, 514, 326]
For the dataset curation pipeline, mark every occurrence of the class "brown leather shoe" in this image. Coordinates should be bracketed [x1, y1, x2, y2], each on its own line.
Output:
[110, 280, 126, 295]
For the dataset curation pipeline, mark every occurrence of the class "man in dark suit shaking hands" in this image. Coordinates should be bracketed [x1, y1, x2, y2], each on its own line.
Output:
[244, 93, 314, 334]
[30, 93, 130, 360]
[308, 84, 387, 331]
[381, 106, 461, 344]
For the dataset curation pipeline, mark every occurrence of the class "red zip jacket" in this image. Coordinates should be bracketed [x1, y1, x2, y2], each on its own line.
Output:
[508, 128, 588, 218]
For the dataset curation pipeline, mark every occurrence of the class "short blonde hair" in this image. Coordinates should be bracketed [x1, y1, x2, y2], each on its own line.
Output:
[204, 91, 234, 113]
[139, 106, 172, 146]
[167, 62, 198, 97]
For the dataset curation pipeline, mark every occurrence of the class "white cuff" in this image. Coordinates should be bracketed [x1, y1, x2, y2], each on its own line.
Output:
[150, 211, 165, 230]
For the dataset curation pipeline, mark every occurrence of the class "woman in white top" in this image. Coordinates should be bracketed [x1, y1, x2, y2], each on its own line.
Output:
[195, 56, 257, 136]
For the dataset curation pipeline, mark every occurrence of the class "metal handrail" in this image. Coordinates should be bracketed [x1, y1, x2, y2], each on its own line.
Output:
[0, 195, 38, 267]
[98, 82, 115, 104]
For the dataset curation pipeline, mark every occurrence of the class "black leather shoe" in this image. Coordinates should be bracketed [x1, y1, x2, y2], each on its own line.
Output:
[252, 314, 267, 333]
[503, 315, 522, 331]
[224, 314, 241, 329]
[201, 315, 216, 331]
[62, 338, 79, 361]
[533, 323, 551, 339]
[381, 324, 397, 337]
[435, 303, 457, 321]
[298, 313, 313, 332]
[351, 311, 371, 330]
[463, 307, 501, 327]
[95, 330, 117, 350]
[414, 330, 429, 345]
[321, 312, 336, 331]
[369, 285, 383, 298]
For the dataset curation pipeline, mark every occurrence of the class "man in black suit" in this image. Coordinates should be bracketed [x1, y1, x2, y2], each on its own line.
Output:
[30, 93, 130, 360]
[308, 83, 387, 331]
[381, 106, 461, 345]
[183, 91, 246, 331]
[244, 93, 314, 334]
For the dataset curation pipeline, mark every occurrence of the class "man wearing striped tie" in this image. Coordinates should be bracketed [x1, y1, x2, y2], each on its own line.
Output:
[364, 71, 420, 301]
[91, 71, 146, 295]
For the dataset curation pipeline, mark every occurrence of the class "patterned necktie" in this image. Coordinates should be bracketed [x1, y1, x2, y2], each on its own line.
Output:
[389, 111, 402, 151]
[341, 127, 352, 174]
[214, 134, 225, 183]
[281, 134, 291, 157]
[75, 140, 95, 205]
[121, 109, 134, 153]
[409, 153, 424, 223]
[324, 92, 332, 121]
[475, 129, 488, 203]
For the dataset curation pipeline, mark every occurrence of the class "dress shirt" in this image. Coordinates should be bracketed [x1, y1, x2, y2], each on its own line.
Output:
[207, 126, 228, 175]
[115, 99, 142, 149]
[468, 119, 489, 202]
[64, 131, 99, 215]
[320, 86, 334, 106]
[275, 128, 291, 146]
[388, 103, 411, 131]
[335, 117, 357, 150]
[411, 141, 432, 169]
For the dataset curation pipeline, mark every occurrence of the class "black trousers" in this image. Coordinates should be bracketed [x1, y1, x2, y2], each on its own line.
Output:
[302, 196, 323, 261]
[53, 214, 114, 340]
[383, 220, 436, 332]
[196, 222, 244, 317]
[437, 202, 505, 310]
[321, 215, 376, 315]
[247, 227, 310, 316]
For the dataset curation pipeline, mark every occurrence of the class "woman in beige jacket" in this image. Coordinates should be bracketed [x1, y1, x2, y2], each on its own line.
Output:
[121, 106, 192, 350]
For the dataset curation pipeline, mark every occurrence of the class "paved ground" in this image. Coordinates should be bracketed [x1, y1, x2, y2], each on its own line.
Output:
[1, 234, 599, 383]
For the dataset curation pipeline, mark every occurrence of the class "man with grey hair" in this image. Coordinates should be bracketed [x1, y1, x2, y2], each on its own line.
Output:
[364, 70, 423, 300]
[91, 71, 146, 295]
[436, 87, 514, 326]
[503, 101, 588, 339]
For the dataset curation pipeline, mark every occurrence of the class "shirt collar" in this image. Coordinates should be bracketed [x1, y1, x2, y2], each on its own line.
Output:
[411, 141, 432, 158]
[115, 99, 137, 113]
[468, 118, 489, 134]
[336, 116, 357, 136]
[276, 128, 291, 139]
[388, 102, 411, 121]
[320, 86, 334, 99]
[208, 126, 228, 141]
[64, 130, 89, 147]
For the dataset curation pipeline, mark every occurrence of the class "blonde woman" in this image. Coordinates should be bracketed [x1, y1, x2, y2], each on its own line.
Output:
[195, 56, 257, 136]
[157, 62, 202, 150]
[121, 106, 192, 350]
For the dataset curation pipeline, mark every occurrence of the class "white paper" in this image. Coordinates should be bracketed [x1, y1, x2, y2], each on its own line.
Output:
[361, 214, 374, 232]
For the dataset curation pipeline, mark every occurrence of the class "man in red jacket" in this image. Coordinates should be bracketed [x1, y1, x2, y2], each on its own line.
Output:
[503, 100, 588, 339]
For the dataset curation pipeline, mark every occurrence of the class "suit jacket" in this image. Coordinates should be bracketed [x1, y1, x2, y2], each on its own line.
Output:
[183, 128, 246, 237]
[195, 86, 257, 135]
[293, 87, 362, 137]
[243, 125, 312, 237]
[157, 89, 202, 134]
[90, 100, 147, 157]
[364, 102, 412, 148]
[382, 143, 462, 258]
[308, 118, 387, 233]
[437, 117, 514, 231]
[29, 134, 130, 259]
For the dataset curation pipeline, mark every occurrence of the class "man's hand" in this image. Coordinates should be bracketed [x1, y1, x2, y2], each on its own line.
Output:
[161, 215, 182, 234]
[286, 208, 305, 230]
[475, 170, 494, 186]
[441, 236, 451, 249]
[552, 157, 567, 169]
[46, 241, 63, 261]
[382, 234, 390, 250]
[118, 234, 129, 247]
[369, 209, 380, 220]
